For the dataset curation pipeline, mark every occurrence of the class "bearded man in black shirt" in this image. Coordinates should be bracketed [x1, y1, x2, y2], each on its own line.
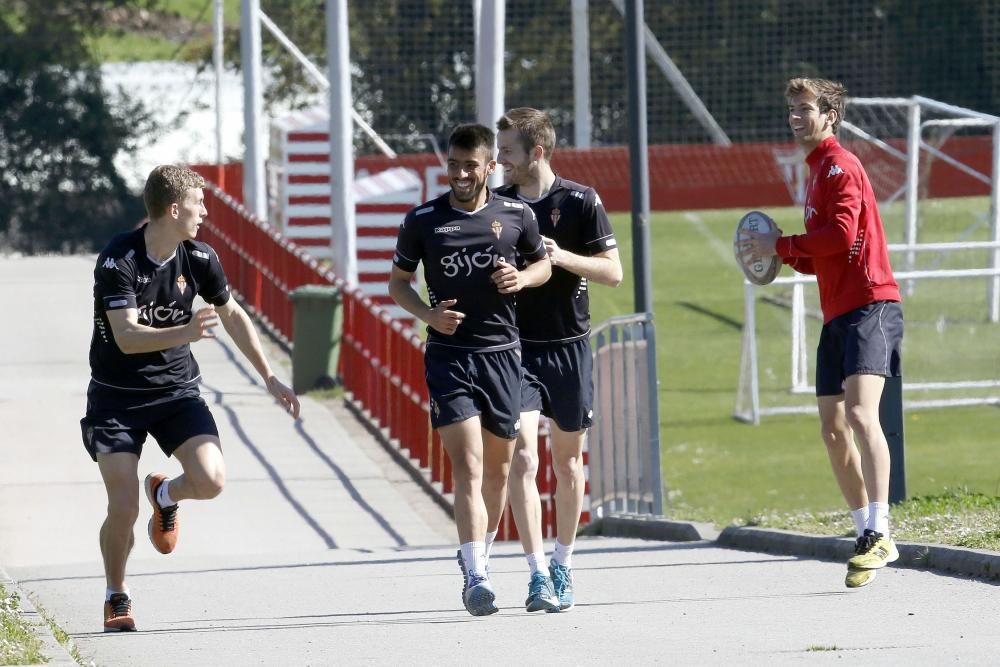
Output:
[389, 124, 551, 616]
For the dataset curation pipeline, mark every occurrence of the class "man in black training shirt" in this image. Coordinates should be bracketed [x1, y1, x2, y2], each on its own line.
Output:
[495, 108, 623, 613]
[82, 165, 300, 632]
[389, 124, 551, 616]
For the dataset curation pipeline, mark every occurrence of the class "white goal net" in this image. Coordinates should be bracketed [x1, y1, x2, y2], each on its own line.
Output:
[737, 96, 1000, 423]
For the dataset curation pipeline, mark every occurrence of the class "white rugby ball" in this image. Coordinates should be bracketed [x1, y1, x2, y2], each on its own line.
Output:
[733, 210, 781, 286]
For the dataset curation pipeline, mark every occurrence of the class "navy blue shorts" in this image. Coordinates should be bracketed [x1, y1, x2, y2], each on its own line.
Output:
[520, 338, 594, 432]
[80, 382, 219, 462]
[424, 345, 522, 439]
[816, 301, 903, 397]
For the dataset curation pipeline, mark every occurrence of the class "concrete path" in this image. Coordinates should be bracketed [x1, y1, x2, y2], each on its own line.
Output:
[1, 255, 998, 666]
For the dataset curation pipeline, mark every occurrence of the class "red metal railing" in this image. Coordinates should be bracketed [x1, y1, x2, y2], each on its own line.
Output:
[198, 181, 569, 539]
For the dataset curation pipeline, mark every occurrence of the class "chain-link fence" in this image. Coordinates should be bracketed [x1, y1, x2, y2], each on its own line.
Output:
[272, 0, 1000, 155]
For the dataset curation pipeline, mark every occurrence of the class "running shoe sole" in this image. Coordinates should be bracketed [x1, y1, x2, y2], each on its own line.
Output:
[845, 566, 878, 589]
[464, 583, 498, 617]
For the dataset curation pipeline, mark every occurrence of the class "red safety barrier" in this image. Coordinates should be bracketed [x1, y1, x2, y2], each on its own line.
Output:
[197, 179, 556, 540]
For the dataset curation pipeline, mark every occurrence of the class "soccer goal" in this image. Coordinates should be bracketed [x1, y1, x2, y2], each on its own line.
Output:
[738, 96, 1000, 424]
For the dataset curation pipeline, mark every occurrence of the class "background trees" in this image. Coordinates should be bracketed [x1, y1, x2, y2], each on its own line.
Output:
[2, 0, 997, 252]
[0, 0, 154, 253]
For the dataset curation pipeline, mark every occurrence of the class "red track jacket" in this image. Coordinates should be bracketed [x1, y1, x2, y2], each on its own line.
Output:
[776, 136, 900, 323]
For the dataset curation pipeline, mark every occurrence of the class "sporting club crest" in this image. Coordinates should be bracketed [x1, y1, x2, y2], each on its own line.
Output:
[176, 274, 188, 293]
[551, 208, 561, 227]
[491, 220, 502, 239]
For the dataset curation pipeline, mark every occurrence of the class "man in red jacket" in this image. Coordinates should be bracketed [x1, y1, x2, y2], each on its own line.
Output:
[749, 78, 903, 588]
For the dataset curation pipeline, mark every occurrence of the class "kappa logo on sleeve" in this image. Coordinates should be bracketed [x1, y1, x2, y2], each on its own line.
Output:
[102, 257, 117, 270]
[827, 164, 844, 178]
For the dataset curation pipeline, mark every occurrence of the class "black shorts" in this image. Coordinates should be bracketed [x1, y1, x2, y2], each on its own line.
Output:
[80, 382, 219, 462]
[816, 301, 903, 397]
[424, 345, 522, 439]
[520, 338, 594, 432]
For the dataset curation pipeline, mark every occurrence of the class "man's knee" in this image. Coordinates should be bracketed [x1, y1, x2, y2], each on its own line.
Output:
[448, 449, 483, 481]
[106, 496, 140, 526]
[195, 468, 226, 499]
[510, 446, 539, 479]
[845, 404, 878, 435]
[819, 409, 850, 446]
[553, 453, 582, 482]
[183, 465, 226, 499]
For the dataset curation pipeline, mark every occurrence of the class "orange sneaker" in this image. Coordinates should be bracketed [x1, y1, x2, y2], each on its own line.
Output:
[144, 473, 179, 554]
[103, 593, 136, 632]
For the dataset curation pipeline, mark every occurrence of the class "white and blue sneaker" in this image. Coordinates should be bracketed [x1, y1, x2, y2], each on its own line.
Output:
[548, 560, 575, 612]
[463, 573, 498, 616]
[525, 571, 560, 612]
[456, 549, 468, 602]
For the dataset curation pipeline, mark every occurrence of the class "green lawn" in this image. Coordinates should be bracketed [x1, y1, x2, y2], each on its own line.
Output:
[85, 0, 242, 63]
[590, 199, 1000, 528]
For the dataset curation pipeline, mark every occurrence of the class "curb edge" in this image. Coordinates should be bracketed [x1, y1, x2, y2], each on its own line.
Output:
[598, 515, 1000, 583]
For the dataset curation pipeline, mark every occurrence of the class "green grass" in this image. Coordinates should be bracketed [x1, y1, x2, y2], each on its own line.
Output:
[87, 31, 190, 62]
[87, 0, 241, 63]
[0, 584, 44, 666]
[590, 198, 1000, 548]
[157, 0, 240, 24]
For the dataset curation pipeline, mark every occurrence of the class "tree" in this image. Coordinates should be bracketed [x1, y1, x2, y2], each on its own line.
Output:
[0, 0, 154, 253]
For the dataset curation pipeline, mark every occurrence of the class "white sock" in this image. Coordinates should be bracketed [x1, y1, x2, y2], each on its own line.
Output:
[484, 530, 498, 560]
[106, 587, 130, 601]
[156, 480, 175, 508]
[526, 552, 546, 576]
[460, 541, 487, 581]
[850, 506, 869, 537]
[867, 502, 890, 536]
[552, 540, 574, 568]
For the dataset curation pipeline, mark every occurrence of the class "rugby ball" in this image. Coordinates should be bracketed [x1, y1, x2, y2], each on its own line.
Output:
[733, 210, 781, 286]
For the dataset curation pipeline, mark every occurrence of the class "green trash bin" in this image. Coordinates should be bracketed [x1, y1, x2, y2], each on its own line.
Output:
[290, 284, 342, 394]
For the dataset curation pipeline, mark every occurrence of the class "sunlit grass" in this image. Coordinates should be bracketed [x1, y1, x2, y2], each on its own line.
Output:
[0, 584, 44, 666]
[591, 200, 1000, 544]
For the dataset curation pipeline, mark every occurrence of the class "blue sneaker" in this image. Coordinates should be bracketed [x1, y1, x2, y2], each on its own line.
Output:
[525, 572, 560, 612]
[463, 574, 498, 616]
[456, 549, 468, 602]
[548, 560, 575, 612]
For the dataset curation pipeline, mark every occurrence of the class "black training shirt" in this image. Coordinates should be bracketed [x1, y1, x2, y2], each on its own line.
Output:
[393, 190, 546, 351]
[497, 176, 617, 342]
[89, 226, 231, 393]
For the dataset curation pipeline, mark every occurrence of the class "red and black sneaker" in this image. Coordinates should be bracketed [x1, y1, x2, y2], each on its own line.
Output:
[103, 593, 136, 632]
[144, 473, 179, 554]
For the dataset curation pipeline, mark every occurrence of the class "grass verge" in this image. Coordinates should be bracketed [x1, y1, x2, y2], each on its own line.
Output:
[742, 488, 1000, 550]
[0, 583, 44, 666]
